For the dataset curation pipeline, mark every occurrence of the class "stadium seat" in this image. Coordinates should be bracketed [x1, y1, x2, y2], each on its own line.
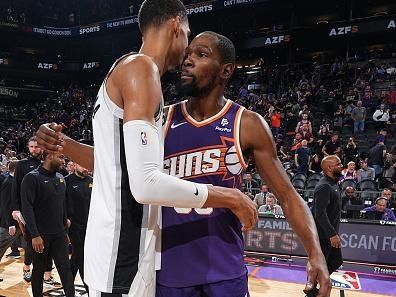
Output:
[360, 191, 378, 203]
[340, 179, 357, 191]
[307, 173, 321, 182]
[292, 173, 307, 183]
[358, 180, 377, 191]
[305, 179, 319, 189]
[292, 179, 305, 189]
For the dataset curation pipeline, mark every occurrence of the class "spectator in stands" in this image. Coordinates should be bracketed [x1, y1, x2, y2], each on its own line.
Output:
[322, 133, 341, 157]
[295, 112, 312, 134]
[258, 194, 283, 215]
[243, 173, 260, 196]
[298, 104, 311, 118]
[357, 160, 375, 183]
[270, 109, 281, 138]
[240, 184, 254, 200]
[253, 184, 270, 209]
[343, 137, 358, 164]
[291, 132, 303, 152]
[368, 139, 387, 178]
[340, 161, 358, 183]
[301, 123, 314, 144]
[341, 186, 362, 211]
[351, 100, 366, 133]
[372, 104, 390, 132]
[295, 140, 311, 176]
[381, 188, 395, 211]
[382, 151, 396, 185]
[309, 154, 322, 174]
[333, 104, 345, 132]
[377, 129, 388, 145]
[66, 161, 75, 175]
[317, 124, 331, 143]
[363, 197, 396, 221]
[344, 101, 354, 116]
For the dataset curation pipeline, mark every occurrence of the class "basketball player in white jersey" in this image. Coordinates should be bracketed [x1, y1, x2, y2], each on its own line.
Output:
[36, 1, 257, 296]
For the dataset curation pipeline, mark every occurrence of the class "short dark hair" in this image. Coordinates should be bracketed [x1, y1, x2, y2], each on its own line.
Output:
[8, 159, 18, 172]
[28, 136, 37, 144]
[201, 31, 236, 64]
[138, 0, 187, 34]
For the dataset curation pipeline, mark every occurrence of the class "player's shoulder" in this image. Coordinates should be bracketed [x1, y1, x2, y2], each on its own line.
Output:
[22, 169, 39, 183]
[241, 109, 267, 128]
[116, 53, 159, 77]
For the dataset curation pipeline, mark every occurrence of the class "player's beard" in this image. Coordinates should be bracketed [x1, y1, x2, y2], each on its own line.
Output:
[178, 75, 216, 98]
[76, 169, 88, 176]
[333, 169, 343, 178]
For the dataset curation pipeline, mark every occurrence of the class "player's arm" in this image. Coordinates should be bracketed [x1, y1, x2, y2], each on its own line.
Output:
[119, 56, 257, 230]
[20, 174, 40, 238]
[240, 110, 331, 296]
[36, 124, 94, 171]
[11, 161, 23, 212]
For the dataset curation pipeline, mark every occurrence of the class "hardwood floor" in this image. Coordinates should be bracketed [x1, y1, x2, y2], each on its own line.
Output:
[0, 249, 392, 297]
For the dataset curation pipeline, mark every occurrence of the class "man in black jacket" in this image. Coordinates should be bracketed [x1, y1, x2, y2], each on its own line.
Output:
[21, 151, 75, 297]
[311, 156, 343, 283]
[66, 162, 92, 292]
[0, 159, 21, 281]
[306, 155, 343, 296]
[11, 136, 42, 282]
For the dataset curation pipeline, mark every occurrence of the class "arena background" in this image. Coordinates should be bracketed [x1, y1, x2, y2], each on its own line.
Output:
[0, 0, 396, 296]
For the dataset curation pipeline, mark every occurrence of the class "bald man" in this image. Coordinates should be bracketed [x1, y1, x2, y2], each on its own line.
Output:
[312, 156, 343, 269]
[309, 156, 344, 296]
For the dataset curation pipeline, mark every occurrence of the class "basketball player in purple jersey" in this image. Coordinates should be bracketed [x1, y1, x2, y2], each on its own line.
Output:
[157, 32, 331, 297]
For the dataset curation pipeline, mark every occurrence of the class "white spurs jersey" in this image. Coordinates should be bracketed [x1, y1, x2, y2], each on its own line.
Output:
[84, 54, 163, 296]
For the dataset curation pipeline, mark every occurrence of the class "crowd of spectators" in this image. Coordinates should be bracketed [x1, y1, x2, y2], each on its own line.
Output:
[227, 58, 396, 219]
[0, 0, 204, 27]
[0, 86, 94, 165]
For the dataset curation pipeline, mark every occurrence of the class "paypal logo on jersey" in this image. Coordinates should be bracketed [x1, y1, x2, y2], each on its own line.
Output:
[221, 118, 229, 126]
[216, 117, 232, 133]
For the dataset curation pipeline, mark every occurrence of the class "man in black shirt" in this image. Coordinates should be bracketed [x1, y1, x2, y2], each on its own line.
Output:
[322, 134, 341, 157]
[21, 151, 75, 297]
[367, 140, 386, 178]
[11, 136, 42, 281]
[66, 162, 92, 292]
[308, 155, 343, 296]
[0, 159, 21, 281]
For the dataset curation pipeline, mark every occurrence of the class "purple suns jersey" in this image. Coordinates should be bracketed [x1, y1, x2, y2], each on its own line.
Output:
[157, 99, 248, 287]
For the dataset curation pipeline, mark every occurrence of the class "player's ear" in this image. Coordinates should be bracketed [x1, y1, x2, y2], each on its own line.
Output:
[220, 63, 234, 80]
[172, 16, 181, 37]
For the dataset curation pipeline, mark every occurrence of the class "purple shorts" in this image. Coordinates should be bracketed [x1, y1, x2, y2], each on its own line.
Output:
[156, 274, 249, 297]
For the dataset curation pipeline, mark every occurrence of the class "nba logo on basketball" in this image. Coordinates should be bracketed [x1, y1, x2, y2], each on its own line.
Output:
[141, 131, 147, 145]
[330, 271, 361, 290]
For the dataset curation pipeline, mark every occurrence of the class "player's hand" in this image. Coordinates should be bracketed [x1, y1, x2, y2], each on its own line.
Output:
[32, 236, 44, 253]
[12, 210, 20, 221]
[230, 190, 258, 232]
[36, 123, 64, 152]
[304, 253, 331, 297]
[329, 234, 341, 248]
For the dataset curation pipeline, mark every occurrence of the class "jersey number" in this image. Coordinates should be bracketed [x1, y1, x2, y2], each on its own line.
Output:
[174, 207, 213, 215]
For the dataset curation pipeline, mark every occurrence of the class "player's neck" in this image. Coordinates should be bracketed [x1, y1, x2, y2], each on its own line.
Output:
[139, 31, 172, 76]
[187, 94, 227, 121]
